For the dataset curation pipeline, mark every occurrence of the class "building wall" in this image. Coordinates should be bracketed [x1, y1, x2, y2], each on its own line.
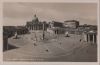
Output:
[82, 31, 97, 44]
[47, 28, 54, 34]
[26, 22, 48, 31]
[49, 21, 63, 28]
[3, 26, 29, 37]
[64, 20, 79, 28]
[3, 35, 8, 51]
[26, 15, 48, 31]
[48, 21, 66, 34]
[3, 26, 16, 38]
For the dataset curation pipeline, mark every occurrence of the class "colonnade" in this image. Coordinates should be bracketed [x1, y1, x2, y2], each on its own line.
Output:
[27, 24, 43, 30]
[86, 34, 96, 44]
[27, 23, 48, 31]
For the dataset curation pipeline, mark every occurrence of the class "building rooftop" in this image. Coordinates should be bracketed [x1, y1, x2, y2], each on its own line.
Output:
[84, 30, 97, 34]
[64, 20, 79, 22]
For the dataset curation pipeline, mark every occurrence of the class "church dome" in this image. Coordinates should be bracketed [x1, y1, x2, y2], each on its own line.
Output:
[32, 14, 39, 23]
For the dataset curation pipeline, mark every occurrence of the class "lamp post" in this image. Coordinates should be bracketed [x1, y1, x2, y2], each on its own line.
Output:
[42, 21, 45, 40]
[35, 32, 37, 42]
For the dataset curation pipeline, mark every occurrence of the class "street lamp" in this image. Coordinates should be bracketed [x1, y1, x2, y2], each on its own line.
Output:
[42, 21, 45, 40]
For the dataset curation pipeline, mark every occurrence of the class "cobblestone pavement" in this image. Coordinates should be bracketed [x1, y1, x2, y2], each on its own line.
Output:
[3, 31, 97, 62]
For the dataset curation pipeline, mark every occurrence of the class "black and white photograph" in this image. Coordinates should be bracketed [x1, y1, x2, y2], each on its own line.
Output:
[3, 2, 98, 62]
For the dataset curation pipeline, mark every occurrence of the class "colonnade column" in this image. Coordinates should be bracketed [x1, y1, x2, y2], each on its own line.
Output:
[93, 34, 95, 44]
[87, 34, 90, 43]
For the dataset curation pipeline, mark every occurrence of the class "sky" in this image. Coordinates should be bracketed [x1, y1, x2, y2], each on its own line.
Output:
[3, 2, 97, 26]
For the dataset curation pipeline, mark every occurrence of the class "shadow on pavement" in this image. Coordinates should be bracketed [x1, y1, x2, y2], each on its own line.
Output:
[3, 43, 19, 52]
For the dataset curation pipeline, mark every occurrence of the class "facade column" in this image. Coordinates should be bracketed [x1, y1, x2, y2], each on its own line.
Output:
[37, 24, 40, 30]
[34, 25, 36, 30]
[30, 25, 31, 30]
[29, 26, 31, 30]
[35, 25, 36, 30]
[33, 25, 35, 30]
[31, 25, 32, 30]
[39, 25, 40, 30]
[32, 26, 33, 30]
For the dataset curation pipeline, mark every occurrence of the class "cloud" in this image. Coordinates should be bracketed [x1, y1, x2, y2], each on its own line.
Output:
[3, 3, 97, 26]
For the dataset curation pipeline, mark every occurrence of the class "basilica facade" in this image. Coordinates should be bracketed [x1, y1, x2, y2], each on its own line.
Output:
[26, 15, 48, 31]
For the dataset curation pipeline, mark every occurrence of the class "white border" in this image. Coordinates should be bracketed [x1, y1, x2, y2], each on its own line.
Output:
[2, 0, 99, 3]
[0, 0, 3, 63]
[0, 0, 99, 65]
